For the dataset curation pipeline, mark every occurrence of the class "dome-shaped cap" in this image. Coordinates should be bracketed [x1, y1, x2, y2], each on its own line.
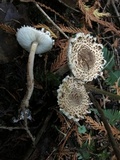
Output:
[16, 26, 54, 54]
[57, 75, 90, 122]
[68, 33, 106, 81]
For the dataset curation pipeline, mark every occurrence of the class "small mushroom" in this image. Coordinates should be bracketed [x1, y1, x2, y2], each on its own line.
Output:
[57, 75, 91, 122]
[67, 32, 106, 82]
[16, 26, 54, 109]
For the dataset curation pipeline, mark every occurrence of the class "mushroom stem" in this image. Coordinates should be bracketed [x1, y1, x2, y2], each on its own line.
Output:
[20, 41, 38, 109]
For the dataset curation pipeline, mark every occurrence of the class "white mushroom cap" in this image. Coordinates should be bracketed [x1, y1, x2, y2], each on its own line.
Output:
[68, 32, 106, 81]
[16, 26, 54, 54]
[57, 75, 90, 122]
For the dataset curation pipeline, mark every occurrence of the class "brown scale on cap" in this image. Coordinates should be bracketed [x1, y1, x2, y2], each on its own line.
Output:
[77, 45, 95, 71]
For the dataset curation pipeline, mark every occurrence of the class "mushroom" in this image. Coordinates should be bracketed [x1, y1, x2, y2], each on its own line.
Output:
[67, 32, 106, 82]
[57, 75, 91, 122]
[16, 26, 54, 110]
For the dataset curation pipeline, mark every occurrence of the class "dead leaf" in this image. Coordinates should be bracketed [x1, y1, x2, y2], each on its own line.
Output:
[0, 3, 20, 23]
[78, 0, 120, 35]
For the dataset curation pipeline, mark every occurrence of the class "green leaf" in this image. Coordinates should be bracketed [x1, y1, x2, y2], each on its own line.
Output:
[77, 154, 83, 160]
[103, 47, 115, 70]
[46, 72, 61, 87]
[78, 125, 87, 134]
[90, 108, 99, 115]
[103, 109, 120, 125]
[105, 70, 120, 86]
[97, 149, 110, 159]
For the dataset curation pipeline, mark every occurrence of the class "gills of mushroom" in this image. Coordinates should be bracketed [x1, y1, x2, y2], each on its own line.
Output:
[67, 32, 106, 82]
[16, 26, 54, 110]
[57, 75, 91, 122]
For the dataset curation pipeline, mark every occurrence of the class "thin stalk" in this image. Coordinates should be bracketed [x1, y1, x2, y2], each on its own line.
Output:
[20, 41, 38, 109]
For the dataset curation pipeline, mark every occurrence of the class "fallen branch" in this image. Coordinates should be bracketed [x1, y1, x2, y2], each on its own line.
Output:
[89, 93, 120, 160]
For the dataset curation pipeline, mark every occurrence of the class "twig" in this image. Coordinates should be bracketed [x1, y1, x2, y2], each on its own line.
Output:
[34, 2, 69, 39]
[85, 84, 120, 100]
[0, 120, 35, 144]
[58, 122, 74, 152]
[103, 0, 111, 11]
[0, 87, 18, 102]
[111, 0, 120, 23]
[22, 105, 35, 144]
[58, 0, 80, 12]
[97, 78, 107, 108]
[45, 148, 57, 160]
[23, 112, 53, 160]
[89, 93, 120, 160]
[0, 124, 35, 143]
[0, 126, 24, 130]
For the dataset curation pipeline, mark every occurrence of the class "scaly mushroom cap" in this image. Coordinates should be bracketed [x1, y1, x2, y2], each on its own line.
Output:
[16, 26, 54, 54]
[68, 32, 106, 81]
[57, 75, 90, 122]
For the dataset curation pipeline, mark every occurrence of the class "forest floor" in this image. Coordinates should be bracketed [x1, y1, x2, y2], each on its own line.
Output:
[0, 0, 120, 160]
